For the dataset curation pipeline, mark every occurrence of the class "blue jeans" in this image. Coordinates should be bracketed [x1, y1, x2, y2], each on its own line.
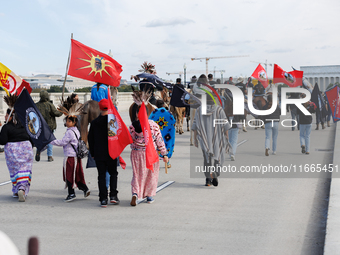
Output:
[47, 143, 53, 157]
[45, 130, 55, 156]
[291, 108, 299, 131]
[106, 170, 110, 189]
[228, 128, 239, 156]
[300, 124, 312, 153]
[265, 122, 279, 152]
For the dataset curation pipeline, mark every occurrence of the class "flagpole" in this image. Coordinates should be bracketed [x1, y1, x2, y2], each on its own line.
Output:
[62, 33, 73, 100]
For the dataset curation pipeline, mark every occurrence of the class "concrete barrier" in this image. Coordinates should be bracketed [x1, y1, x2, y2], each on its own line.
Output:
[0, 91, 134, 114]
[324, 121, 340, 254]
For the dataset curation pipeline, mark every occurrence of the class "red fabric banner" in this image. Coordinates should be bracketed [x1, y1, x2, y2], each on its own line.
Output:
[68, 39, 122, 87]
[325, 86, 340, 122]
[107, 97, 132, 160]
[273, 64, 303, 87]
[138, 102, 159, 171]
[251, 64, 269, 88]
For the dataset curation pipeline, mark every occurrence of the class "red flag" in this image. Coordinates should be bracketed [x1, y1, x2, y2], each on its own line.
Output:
[325, 86, 340, 122]
[273, 64, 303, 87]
[251, 64, 269, 88]
[68, 39, 122, 87]
[138, 102, 159, 171]
[16, 80, 32, 95]
[107, 97, 133, 159]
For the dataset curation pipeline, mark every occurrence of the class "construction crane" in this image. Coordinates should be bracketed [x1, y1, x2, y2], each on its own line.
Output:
[250, 59, 273, 74]
[191, 55, 249, 75]
[166, 72, 183, 78]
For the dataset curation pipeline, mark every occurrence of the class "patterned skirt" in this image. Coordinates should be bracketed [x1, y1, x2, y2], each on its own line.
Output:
[130, 150, 160, 199]
[4, 141, 33, 195]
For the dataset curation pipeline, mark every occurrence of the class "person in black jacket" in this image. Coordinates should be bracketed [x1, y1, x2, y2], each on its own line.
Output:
[262, 96, 280, 156]
[0, 108, 34, 202]
[88, 99, 119, 207]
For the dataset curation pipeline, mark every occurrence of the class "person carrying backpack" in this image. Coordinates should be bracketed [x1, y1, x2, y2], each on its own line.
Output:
[50, 107, 90, 202]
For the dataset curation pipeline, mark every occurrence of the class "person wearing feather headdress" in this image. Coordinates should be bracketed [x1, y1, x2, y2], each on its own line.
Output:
[0, 95, 34, 202]
[35, 90, 63, 162]
[50, 99, 90, 202]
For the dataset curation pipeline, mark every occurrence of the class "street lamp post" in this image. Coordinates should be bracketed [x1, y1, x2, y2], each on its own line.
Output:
[183, 63, 187, 88]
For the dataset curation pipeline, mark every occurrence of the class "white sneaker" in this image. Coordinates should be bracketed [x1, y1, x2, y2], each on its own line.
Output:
[18, 190, 25, 202]
[272, 151, 276, 155]
[231, 155, 235, 161]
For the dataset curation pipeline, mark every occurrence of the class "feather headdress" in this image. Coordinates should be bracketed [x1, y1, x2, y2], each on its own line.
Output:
[57, 96, 84, 117]
[3, 94, 18, 124]
[131, 87, 152, 106]
[3, 94, 18, 109]
[138, 62, 156, 74]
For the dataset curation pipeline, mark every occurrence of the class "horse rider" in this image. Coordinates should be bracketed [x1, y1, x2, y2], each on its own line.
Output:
[91, 83, 110, 102]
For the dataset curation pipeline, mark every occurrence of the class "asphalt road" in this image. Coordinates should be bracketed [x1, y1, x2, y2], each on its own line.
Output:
[0, 112, 335, 255]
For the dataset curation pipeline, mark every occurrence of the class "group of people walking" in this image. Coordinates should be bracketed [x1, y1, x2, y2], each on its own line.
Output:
[0, 75, 333, 204]
[190, 74, 326, 185]
[0, 83, 169, 207]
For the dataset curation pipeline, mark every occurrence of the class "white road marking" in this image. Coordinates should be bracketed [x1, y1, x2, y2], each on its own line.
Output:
[137, 181, 175, 204]
[0, 181, 11, 187]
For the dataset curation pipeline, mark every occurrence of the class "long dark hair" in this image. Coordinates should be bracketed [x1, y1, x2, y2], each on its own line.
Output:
[96, 83, 102, 91]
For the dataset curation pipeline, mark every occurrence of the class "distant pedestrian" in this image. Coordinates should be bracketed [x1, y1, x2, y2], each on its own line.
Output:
[129, 105, 168, 206]
[51, 110, 90, 202]
[35, 90, 63, 162]
[0, 104, 33, 202]
[208, 73, 216, 86]
[88, 99, 120, 207]
[298, 100, 316, 155]
[227, 115, 241, 161]
[287, 93, 300, 131]
[263, 96, 280, 156]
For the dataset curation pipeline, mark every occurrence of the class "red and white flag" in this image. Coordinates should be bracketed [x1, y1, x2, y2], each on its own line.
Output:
[325, 86, 340, 122]
[251, 64, 269, 88]
[0, 62, 32, 95]
[273, 64, 303, 87]
[68, 39, 122, 87]
[138, 102, 159, 171]
[107, 97, 133, 162]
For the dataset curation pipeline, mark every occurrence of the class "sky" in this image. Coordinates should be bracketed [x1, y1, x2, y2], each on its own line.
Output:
[1, 0, 339, 83]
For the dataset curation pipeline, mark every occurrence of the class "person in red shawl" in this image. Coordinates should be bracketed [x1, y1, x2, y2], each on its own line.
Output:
[129, 104, 168, 206]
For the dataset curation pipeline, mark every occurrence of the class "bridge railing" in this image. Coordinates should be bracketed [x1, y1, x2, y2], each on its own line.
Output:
[0, 91, 134, 114]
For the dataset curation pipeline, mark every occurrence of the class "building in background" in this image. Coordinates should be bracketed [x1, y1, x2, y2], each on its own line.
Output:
[300, 65, 340, 91]
[21, 74, 128, 92]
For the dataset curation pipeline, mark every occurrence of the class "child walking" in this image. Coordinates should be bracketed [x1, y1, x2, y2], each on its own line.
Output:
[51, 108, 90, 202]
[129, 104, 168, 206]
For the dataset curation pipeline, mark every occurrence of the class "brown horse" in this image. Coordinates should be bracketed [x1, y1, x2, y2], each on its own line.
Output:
[79, 100, 100, 145]
[170, 105, 185, 134]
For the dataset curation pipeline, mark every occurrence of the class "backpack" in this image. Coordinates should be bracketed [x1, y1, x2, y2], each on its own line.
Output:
[70, 130, 89, 159]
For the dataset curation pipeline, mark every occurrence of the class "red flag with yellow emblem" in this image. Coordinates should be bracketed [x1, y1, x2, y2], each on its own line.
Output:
[68, 39, 122, 87]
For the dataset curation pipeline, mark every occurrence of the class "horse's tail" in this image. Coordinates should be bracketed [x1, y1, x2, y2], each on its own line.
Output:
[256, 99, 262, 110]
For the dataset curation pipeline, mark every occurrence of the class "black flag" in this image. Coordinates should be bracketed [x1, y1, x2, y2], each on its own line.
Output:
[14, 89, 56, 151]
[311, 83, 327, 117]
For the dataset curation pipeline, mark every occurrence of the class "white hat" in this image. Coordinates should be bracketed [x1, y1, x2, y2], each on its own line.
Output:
[237, 76, 244, 83]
